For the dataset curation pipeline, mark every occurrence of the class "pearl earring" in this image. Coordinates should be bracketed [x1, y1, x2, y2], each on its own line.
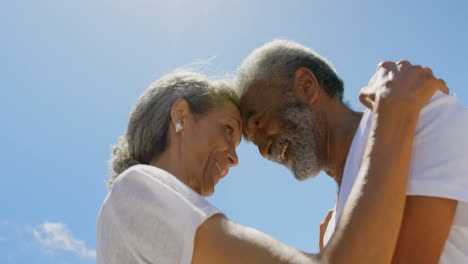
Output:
[175, 122, 183, 133]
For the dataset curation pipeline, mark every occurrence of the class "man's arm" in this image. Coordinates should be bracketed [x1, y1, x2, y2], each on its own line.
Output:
[391, 196, 457, 263]
[192, 61, 448, 264]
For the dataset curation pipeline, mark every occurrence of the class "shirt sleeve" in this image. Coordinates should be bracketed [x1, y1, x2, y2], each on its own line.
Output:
[407, 92, 468, 203]
[104, 165, 222, 262]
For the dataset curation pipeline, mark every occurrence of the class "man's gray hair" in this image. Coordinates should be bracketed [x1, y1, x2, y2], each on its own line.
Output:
[108, 70, 238, 189]
[236, 39, 344, 100]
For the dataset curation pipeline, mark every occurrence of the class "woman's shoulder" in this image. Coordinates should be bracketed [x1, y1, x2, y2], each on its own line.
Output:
[113, 164, 199, 200]
[107, 164, 222, 226]
[115, 165, 173, 186]
[128, 164, 172, 179]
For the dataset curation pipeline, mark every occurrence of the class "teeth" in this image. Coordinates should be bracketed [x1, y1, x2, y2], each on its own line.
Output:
[278, 143, 288, 161]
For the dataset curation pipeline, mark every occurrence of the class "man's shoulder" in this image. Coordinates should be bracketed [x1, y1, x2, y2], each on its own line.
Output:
[415, 92, 467, 142]
[406, 92, 468, 201]
[421, 91, 462, 114]
[420, 92, 466, 123]
[361, 92, 467, 140]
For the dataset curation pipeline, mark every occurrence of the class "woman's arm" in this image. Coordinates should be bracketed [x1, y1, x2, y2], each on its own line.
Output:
[193, 213, 316, 264]
[321, 60, 448, 263]
[319, 209, 334, 251]
[193, 61, 448, 264]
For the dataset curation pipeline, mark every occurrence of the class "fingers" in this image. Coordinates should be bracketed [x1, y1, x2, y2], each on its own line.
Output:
[425, 78, 450, 96]
[421, 66, 433, 76]
[377, 61, 398, 76]
[412, 76, 450, 108]
[366, 60, 449, 111]
[412, 64, 434, 76]
[378, 61, 398, 71]
[364, 60, 400, 110]
[438, 79, 450, 95]
[396, 60, 411, 69]
[397, 60, 434, 76]
[399, 62, 440, 94]
[358, 93, 370, 109]
[406, 64, 448, 95]
[359, 87, 375, 110]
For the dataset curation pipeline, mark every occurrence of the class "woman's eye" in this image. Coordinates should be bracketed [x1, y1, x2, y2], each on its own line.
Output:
[225, 125, 234, 135]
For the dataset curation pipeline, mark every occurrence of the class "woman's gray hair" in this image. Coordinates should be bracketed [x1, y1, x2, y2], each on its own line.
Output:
[236, 39, 344, 101]
[108, 70, 239, 189]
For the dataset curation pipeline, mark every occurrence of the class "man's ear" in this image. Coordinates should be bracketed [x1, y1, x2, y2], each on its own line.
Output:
[292, 67, 320, 106]
[170, 98, 190, 127]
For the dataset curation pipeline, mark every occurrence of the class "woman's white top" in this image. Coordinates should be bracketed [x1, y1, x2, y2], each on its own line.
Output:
[97, 165, 222, 264]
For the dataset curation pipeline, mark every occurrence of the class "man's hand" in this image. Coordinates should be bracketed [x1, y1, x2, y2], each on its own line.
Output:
[359, 60, 449, 112]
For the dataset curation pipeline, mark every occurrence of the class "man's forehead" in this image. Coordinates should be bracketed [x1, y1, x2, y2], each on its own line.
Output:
[240, 82, 274, 111]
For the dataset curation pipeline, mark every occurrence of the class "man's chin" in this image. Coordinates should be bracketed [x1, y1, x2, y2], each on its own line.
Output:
[292, 168, 320, 181]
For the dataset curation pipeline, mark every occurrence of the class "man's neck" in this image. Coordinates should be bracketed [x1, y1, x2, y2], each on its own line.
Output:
[323, 103, 363, 187]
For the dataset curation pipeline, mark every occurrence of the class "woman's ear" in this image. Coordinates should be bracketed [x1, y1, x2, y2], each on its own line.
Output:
[292, 67, 320, 106]
[170, 98, 190, 128]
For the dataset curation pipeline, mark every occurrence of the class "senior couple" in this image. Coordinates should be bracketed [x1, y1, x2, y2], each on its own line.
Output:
[97, 40, 468, 263]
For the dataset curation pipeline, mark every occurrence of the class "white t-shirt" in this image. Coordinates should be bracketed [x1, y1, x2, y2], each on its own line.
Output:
[323, 92, 468, 263]
[96, 165, 222, 264]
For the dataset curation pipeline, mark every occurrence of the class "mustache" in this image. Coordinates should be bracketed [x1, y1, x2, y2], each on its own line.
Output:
[267, 103, 306, 164]
[275, 102, 324, 180]
[269, 136, 290, 164]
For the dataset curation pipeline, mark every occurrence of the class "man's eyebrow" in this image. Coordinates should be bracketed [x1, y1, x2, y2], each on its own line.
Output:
[242, 111, 253, 126]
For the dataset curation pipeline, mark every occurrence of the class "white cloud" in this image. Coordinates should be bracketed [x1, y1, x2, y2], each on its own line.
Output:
[32, 222, 96, 259]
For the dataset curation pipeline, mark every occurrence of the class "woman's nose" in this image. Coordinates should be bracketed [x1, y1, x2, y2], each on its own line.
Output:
[226, 147, 238, 167]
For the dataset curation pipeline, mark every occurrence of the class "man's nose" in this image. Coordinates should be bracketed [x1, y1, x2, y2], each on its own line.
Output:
[244, 116, 258, 142]
[244, 116, 271, 159]
[254, 135, 270, 159]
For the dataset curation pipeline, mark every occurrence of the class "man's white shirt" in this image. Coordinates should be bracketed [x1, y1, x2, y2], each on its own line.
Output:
[323, 92, 468, 263]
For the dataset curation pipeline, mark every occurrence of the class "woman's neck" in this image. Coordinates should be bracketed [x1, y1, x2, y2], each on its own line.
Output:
[150, 146, 189, 186]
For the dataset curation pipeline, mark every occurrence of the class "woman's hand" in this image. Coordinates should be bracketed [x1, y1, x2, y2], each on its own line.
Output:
[323, 60, 450, 264]
[359, 60, 449, 113]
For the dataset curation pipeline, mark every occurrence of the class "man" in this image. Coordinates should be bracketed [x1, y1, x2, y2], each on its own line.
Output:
[236, 40, 468, 263]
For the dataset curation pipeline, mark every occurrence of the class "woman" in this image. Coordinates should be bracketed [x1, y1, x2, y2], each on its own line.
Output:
[97, 63, 447, 263]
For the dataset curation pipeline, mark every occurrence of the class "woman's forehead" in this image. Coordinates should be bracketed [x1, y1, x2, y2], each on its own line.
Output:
[210, 103, 241, 122]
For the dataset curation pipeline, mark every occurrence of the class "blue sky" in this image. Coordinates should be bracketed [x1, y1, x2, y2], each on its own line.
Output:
[1, 0, 467, 263]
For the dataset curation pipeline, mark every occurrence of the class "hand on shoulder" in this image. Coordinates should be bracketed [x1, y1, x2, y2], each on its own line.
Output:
[359, 60, 449, 114]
